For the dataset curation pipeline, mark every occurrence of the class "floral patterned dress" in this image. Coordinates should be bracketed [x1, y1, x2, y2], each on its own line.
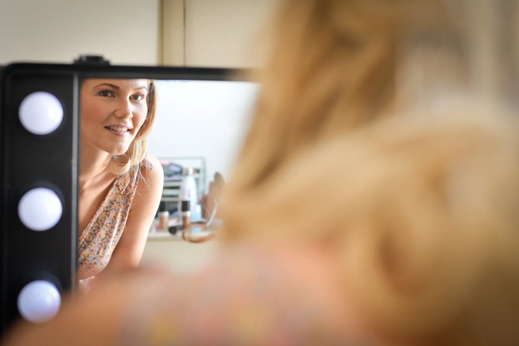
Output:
[77, 158, 153, 280]
[118, 246, 362, 346]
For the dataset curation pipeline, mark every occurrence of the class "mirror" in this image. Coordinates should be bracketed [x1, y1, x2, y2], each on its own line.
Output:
[78, 76, 260, 283]
[149, 79, 260, 216]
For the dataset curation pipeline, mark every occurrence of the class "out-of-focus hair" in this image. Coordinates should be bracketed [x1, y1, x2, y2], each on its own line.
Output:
[232, 0, 455, 192]
[228, 111, 519, 346]
[230, 0, 519, 194]
[222, 0, 519, 344]
[109, 80, 157, 176]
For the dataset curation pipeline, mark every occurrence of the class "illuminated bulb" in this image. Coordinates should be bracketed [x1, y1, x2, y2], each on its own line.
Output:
[19, 92, 63, 135]
[18, 188, 62, 231]
[17, 280, 61, 323]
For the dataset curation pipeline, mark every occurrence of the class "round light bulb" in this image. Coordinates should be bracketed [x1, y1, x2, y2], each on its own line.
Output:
[19, 91, 64, 135]
[17, 280, 61, 323]
[18, 187, 62, 231]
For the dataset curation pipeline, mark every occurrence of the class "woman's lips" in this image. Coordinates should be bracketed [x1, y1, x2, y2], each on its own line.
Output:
[105, 127, 131, 136]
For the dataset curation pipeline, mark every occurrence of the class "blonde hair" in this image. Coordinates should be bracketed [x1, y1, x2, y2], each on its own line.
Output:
[222, 0, 519, 344]
[109, 80, 157, 176]
[232, 0, 462, 192]
[232, 0, 519, 192]
[226, 111, 519, 345]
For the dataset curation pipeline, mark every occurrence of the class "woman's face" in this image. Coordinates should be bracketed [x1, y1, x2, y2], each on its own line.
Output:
[80, 79, 148, 156]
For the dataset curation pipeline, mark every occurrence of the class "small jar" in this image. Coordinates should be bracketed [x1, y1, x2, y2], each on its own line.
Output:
[158, 211, 169, 231]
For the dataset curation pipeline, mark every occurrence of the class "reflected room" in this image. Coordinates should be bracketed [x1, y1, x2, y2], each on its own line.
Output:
[78, 76, 260, 276]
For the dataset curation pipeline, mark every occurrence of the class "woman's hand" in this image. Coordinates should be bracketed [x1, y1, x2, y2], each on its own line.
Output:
[201, 172, 225, 220]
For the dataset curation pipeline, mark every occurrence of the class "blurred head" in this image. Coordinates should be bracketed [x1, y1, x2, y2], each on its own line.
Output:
[81, 78, 157, 175]
[231, 0, 519, 193]
[223, 0, 519, 344]
[227, 110, 519, 346]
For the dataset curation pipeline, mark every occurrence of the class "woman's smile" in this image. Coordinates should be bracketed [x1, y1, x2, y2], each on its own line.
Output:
[104, 124, 133, 137]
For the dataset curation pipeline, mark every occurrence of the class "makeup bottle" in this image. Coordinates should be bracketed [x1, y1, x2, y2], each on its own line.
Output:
[177, 167, 198, 220]
[158, 211, 169, 231]
[180, 200, 191, 230]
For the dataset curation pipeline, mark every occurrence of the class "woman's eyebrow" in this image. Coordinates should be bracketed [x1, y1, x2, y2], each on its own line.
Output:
[94, 84, 147, 91]
[95, 83, 119, 90]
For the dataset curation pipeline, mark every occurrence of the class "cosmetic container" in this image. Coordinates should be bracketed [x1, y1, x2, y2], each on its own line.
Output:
[158, 211, 169, 231]
[177, 167, 199, 221]
[181, 200, 191, 230]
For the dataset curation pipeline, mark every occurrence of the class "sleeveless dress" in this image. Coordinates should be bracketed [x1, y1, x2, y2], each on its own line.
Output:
[78, 157, 153, 280]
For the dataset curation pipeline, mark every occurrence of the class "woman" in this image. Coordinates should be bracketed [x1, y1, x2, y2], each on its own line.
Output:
[5, 115, 519, 346]
[4, 0, 519, 345]
[77, 79, 164, 288]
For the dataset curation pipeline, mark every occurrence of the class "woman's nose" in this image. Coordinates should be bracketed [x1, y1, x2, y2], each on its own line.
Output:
[115, 98, 133, 118]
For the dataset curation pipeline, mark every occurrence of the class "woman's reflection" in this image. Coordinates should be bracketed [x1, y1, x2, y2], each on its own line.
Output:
[77, 79, 164, 293]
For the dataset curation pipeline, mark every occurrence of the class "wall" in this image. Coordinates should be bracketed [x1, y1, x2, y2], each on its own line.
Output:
[183, 0, 279, 67]
[148, 79, 259, 189]
[1, 0, 279, 68]
[0, 0, 161, 65]
[162, 0, 279, 67]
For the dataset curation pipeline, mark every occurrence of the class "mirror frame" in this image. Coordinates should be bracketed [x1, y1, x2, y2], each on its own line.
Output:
[0, 57, 249, 334]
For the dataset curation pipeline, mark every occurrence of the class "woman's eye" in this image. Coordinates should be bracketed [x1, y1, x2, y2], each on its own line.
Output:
[98, 90, 114, 97]
[130, 94, 146, 101]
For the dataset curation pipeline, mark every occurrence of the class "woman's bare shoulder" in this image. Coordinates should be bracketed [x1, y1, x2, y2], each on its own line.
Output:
[139, 152, 164, 186]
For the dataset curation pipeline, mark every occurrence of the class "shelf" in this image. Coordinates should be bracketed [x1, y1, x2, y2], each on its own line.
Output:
[147, 230, 216, 242]
[163, 181, 181, 188]
[148, 216, 214, 242]
[161, 197, 179, 202]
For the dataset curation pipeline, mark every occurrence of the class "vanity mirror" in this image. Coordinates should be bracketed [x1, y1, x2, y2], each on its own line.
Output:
[0, 58, 259, 334]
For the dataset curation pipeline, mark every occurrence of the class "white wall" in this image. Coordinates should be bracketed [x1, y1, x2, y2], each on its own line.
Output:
[1, 0, 279, 68]
[148, 80, 259, 189]
[0, 0, 161, 65]
[183, 0, 279, 67]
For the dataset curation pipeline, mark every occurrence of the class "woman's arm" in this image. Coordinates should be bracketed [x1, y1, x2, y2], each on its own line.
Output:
[104, 153, 164, 272]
